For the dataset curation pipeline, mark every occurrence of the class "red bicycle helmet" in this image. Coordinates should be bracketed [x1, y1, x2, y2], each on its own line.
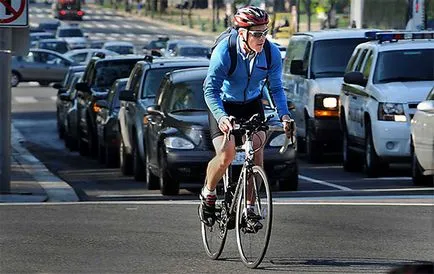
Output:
[233, 6, 269, 28]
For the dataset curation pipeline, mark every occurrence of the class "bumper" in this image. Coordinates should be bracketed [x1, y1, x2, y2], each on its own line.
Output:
[263, 147, 297, 181]
[372, 121, 411, 159]
[165, 150, 214, 182]
[308, 117, 341, 143]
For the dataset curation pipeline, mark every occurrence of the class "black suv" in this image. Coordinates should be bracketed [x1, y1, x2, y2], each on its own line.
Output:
[75, 55, 144, 156]
[118, 57, 209, 181]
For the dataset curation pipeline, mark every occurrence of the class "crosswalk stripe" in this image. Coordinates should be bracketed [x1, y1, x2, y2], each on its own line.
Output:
[14, 96, 38, 103]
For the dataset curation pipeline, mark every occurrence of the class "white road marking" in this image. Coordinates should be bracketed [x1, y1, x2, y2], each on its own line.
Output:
[299, 175, 352, 191]
[14, 96, 38, 103]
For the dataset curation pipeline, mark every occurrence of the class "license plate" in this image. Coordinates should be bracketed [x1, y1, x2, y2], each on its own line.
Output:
[232, 152, 245, 165]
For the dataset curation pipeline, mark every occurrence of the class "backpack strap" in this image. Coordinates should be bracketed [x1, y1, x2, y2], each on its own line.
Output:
[264, 39, 272, 70]
[227, 33, 238, 76]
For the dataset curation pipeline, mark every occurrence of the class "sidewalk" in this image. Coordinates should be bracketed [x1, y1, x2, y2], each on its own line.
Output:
[0, 125, 79, 203]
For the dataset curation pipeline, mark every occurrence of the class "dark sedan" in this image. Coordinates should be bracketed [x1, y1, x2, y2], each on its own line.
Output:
[145, 67, 298, 195]
[95, 78, 128, 168]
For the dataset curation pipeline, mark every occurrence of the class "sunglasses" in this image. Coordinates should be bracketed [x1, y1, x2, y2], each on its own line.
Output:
[248, 29, 269, 38]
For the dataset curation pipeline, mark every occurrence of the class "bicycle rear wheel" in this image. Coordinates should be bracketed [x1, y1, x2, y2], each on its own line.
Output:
[201, 196, 228, 260]
[235, 165, 273, 268]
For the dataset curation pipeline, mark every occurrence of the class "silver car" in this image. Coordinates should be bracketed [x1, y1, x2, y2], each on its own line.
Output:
[11, 48, 76, 87]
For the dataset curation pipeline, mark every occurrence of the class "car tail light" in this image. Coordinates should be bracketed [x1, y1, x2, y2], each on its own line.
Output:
[59, 10, 66, 15]
[77, 10, 84, 16]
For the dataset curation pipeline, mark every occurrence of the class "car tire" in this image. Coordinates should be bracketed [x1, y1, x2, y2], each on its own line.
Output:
[159, 146, 179, 195]
[11, 71, 20, 87]
[278, 163, 299, 191]
[411, 144, 432, 186]
[305, 118, 322, 163]
[105, 145, 119, 168]
[145, 148, 159, 190]
[38, 81, 50, 87]
[119, 140, 133, 176]
[133, 137, 146, 181]
[365, 122, 382, 177]
[56, 111, 65, 139]
[342, 125, 362, 172]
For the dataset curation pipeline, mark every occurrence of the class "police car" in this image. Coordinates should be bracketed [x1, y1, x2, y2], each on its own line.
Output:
[339, 31, 434, 177]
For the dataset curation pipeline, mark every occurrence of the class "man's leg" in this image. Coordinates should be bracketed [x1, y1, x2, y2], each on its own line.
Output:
[247, 131, 265, 204]
[206, 135, 236, 191]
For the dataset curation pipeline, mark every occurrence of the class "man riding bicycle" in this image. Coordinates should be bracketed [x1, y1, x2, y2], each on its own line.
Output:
[201, 6, 294, 227]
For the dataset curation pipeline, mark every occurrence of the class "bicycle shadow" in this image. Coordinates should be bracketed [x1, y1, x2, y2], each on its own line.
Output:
[219, 256, 433, 273]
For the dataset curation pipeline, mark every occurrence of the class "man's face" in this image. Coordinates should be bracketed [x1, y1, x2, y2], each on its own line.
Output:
[240, 24, 268, 53]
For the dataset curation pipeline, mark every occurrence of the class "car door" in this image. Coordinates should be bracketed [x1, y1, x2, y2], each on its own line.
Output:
[125, 65, 143, 150]
[44, 52, 71, 81]
[414, 89, 434, 169]
[17, 52, 43, 80]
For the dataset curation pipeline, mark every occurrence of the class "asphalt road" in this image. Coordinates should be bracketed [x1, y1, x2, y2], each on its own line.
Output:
[3, 3, 433, 273]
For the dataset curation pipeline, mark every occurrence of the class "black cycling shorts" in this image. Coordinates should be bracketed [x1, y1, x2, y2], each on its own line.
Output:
[208, 97, 265, 144]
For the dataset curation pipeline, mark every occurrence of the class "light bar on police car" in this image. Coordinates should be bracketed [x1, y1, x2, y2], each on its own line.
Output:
[375, 31, 434, 43]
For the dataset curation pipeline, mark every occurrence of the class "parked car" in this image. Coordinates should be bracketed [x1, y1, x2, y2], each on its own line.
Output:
[30, 32, 56, 47]
[282, 29, 373, 162]
[11, 48, 76, 87]
[63, 48, 119, 65]
[36, 38, 70, 54]
[56, 25, 88, 49]
[340, 31, 434, 176]
[87, 40, 105, 49]
[144, 67, 298, 195]
[54, 65, 86, 139]
[172, 43, 210, 58]
[118, 57, 209, 182]
[164, 39, 192, 57]
[64, 72, 85, 151]
[142, 36, 169, 57]
[102, 41, 136, 55]
[95, 78, 128, 167]
[75, 55, 144, 157]
[38, 19, 61, 34]
[410, 87, 434, 186]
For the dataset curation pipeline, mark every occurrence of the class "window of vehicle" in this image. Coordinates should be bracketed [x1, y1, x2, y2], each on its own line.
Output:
[57, 28, 84, 38]
[129, 66, 143, 97]
[362, 51, 374, 78]
[69, 74, 83, 99]
[165, 80, 208, 112]
[373, 49, 434, 84]
[40, 41, 69, 54]
[345, 48, 361, 72]
[68, 52, 87, 63]
[22, 52, 35, 63]
[354, 49, 368, 72]
[178, 47, 209, 57]
[104, 45, 134, 55]
[141, 67, 189, 98]
[311, 38, 368, 78]
[108, 81, 126, 110]
[93, 60, 137, 88]
[284, 38, 311, 75]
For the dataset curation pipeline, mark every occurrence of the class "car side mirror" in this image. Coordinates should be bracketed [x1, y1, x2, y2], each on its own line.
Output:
[344, 71, 367, 87]
[147, 105, 164, 116]
[417, 100, 434, 113]
[75, 82, 91, 93]
[53, 83, 63, 89]
[151, 49, 162, 57]
[119, 89, 135, 101]
[95, 100, 108, 109]
[290, 60, 306, 76]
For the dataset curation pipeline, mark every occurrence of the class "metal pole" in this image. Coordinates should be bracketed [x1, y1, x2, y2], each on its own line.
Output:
[0, 28, 12, 193]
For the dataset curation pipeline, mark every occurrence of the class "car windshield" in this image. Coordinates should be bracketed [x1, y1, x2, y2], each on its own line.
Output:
[142, 67, 190, 98]
[149, 41, 167, 49]
[93, 60, 137, 88]
[40, 42, 68, 53]
[105, 45, 134, 55]
[179, 47, 209, 57]
[311, 38, 368, 78]
[374, 49, 434, 84]
[58, 29, 84, 37]
[167, 80, 208, 112]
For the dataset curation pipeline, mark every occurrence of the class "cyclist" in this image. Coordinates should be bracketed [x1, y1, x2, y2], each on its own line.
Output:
[201, 6, 294, 227]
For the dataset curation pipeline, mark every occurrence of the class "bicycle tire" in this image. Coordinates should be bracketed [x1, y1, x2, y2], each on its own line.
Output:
[201, 195, 228, 260]
[235, 165, 273, 268]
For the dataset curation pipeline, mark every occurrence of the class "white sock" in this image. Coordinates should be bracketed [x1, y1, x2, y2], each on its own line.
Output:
[202, 186, 216, 197]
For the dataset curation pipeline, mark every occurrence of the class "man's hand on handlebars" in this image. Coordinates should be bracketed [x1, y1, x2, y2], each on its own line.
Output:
[218, 116, 234, 134]
[281, 114, 296, 141]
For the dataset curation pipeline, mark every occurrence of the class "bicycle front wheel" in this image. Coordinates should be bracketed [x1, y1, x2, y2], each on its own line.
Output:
[235, 165, 273, 268]
[201, 197, 228, 260]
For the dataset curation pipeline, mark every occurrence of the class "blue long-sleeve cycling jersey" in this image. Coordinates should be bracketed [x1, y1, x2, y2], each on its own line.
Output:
[204, 36, 290, 123]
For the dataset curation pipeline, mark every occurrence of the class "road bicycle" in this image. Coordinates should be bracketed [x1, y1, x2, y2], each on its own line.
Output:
[200, 113, 294, 268]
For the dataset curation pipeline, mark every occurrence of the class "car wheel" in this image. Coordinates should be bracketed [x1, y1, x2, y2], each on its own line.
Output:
[365, 122, 382, 177]
[11, 71, 20, 87]
[278, 163, 298, 191]
[159, 146, 179, 195]
[342, 126, 362, 172]
[411, 144, 432, 186]
[145, 148, 159, 190]
[133, 137, 146, 181]
[119, 140, 133, 176]
[87, 122, 98, 157]
[305, 119, 322, 163]
[38, 81, 50, 87]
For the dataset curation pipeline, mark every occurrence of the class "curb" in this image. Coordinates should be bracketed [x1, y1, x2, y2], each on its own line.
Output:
[11, 125, 80, 202]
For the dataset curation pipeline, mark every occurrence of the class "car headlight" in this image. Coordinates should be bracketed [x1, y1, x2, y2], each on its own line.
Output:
[314, 94, 339, 118]
[269, 133, 287, 147]
[378, 103, 407, 122]
[164, 137, 194, 149]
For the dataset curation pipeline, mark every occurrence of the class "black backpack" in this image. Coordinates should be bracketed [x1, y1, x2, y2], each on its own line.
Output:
[210, 27, 272, 76]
